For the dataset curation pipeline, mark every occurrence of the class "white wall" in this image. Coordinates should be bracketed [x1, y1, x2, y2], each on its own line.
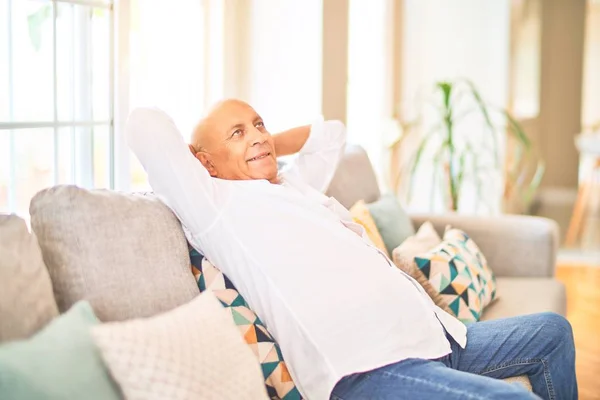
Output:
[246, 0, 323, 133]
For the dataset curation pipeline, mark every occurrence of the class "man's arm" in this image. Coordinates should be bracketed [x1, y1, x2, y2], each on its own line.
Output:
[279, 119, 347, 193]
[272, 125, 311, 157]
[126, 107, 223, 237]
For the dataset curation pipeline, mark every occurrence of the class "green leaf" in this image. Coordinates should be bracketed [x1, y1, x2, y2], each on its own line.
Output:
[524, 160, 545, 204]
[464, 143, 490, 213]
[408, 136, 433, 203]
[430, 143, 448, 210]
[436, 81, 453, 110]
[462, 79, 500, 168]
[503, 110, 532, 148]
[27, 4, 52, 52]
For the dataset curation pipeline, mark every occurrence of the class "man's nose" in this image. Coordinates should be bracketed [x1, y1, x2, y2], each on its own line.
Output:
[249, 126, 266, 146]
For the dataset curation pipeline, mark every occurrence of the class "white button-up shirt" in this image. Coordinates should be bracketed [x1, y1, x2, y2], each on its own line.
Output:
[127, 108, 467, 400]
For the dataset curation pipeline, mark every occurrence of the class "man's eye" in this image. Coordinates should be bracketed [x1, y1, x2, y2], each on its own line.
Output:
[231, 129, 243, 138]
[255, 121, 265, 128]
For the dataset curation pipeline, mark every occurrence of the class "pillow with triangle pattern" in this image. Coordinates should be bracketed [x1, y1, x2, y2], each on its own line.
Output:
[413, 228, 497, 324]
[189, 247, 302, 400]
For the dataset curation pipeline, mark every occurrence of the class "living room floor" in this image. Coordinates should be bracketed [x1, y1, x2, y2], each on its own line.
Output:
[556, 264, 600, 400]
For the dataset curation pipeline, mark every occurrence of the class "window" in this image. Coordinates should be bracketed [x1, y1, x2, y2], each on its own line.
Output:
[509, 0, 542, 119]
[0, 0, 114, 216]
[1, 0, 221, 212]
[582, 0, 600, 130]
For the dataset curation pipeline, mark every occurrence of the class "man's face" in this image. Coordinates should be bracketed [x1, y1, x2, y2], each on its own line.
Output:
[192, 100, 278, 182]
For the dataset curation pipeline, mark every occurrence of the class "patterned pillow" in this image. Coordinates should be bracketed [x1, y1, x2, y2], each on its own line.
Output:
[392, 222, 452, 314]
[414, 228, 497, 323]
[189, 248, 302, 400]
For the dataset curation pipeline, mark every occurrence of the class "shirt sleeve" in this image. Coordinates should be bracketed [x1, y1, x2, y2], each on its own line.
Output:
[284, 119, 347, 193]
[126, 107, 224, 236]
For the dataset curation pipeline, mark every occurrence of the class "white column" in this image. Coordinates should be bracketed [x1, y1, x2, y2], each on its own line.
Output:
[114, 0, 131, 191]
[322, 0, 348, 124]
[74, 4, 93, 188]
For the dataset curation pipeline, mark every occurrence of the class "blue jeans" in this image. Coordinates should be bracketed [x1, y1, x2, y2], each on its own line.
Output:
[331, 313, 577, 400]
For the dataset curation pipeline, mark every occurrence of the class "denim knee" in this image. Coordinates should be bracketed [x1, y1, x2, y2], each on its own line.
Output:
[536, 312, 574, 349]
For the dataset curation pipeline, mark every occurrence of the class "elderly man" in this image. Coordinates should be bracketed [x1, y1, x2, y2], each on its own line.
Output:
[127, 99, 576, 400]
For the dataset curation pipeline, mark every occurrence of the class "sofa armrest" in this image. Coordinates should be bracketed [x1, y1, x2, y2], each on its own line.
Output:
[409, 213, 559, 278]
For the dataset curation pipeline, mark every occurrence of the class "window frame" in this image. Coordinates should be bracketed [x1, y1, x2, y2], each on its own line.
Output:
[1, 0, 115, 214]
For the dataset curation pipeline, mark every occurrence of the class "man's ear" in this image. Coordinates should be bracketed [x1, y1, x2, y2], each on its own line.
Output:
[196, 151, 218, 177]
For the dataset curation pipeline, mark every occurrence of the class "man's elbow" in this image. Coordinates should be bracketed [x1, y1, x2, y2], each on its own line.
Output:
[325, 120, 347, 148]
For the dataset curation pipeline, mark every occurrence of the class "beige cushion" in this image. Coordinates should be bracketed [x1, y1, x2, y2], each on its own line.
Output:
[30, 185, 199, 322]
[0, 215, 58, 342]
[481, 277, 566, 321]
[392, 222, 452, 314]
[91, 291, 269, 400]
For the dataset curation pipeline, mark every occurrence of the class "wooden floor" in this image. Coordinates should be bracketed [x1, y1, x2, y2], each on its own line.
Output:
[556, 264, 600, 400]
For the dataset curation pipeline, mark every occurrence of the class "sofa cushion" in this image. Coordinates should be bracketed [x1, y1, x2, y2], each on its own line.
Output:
[392, 222, 452, 314]
[444, 228, 497, 305]
[415, 229, 497, 324]
[29, 185, 199, 322]
[0, 301, 121, 400]
[367, 193, 415, 255]
[91, 291, 268, 400]
[481, 277, 566, 321]
[0, 215, 58, 342]
[190, 249, 302, 400]
[349, 200, 389, 257]
[326, 145, 381, 209]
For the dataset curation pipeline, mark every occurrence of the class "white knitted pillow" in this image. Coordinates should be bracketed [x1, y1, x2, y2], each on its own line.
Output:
[91, 292, 268, 400]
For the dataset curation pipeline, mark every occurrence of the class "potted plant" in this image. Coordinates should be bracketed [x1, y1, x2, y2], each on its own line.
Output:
[388, 79, 544, 214]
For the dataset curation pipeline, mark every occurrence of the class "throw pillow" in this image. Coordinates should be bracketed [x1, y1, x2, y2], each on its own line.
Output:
[91, 291, 268, 400]
[0, 214, 58, 342]
[392, 222, 452, 314]
[366, 193, 415, 255]
[444, 227, 498, 306]
[190, 248, 302, 400]
[0, 301, 121, 400]
[349, 200, 390, 256]
[414, 228, 497, 323]
[29, 185, 199, 321]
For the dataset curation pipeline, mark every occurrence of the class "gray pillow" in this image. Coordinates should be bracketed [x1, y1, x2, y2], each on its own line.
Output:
[0, 215, 58, 342]
[366, 193, 415, 255]
[30, 185, 199, 322]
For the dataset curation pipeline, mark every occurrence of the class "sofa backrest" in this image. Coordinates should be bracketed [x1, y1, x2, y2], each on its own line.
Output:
[326, 144, 381, 209]
[25, 145, 379, 321]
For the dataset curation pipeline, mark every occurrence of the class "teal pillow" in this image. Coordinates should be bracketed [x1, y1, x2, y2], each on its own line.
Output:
[366, 193, 415, 255]
[0, 301, 121, 400]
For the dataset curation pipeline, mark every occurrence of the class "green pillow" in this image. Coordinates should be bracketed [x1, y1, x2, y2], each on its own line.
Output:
[0, 301, 121, 400]
[367, 193, 415, 255]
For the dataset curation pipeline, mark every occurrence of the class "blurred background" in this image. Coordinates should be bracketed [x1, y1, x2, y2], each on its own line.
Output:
[0, 0, 599, 255]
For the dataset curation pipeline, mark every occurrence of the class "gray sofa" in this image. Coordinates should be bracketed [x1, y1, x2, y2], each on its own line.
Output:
[326, 145, 566, 321]
[1, 144, 563, 395]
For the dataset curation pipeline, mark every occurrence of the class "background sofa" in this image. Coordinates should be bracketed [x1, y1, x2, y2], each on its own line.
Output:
[326, 145, 566, 321]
